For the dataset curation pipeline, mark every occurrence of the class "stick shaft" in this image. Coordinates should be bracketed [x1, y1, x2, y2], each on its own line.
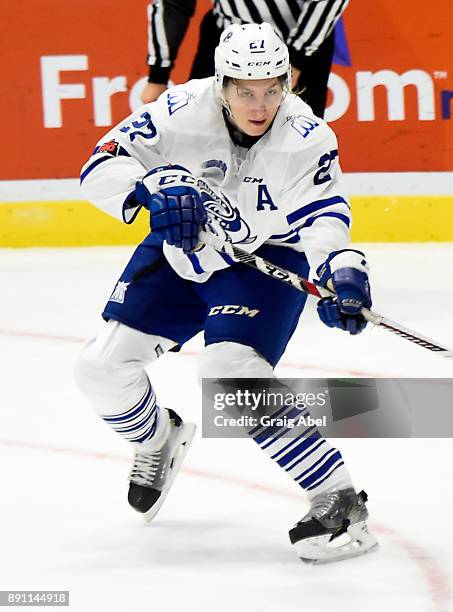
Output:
[199, 231, 453, 359]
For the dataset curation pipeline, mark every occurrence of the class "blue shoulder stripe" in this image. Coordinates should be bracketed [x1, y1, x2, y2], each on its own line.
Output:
[287, 196, 349, 225]
[80, 156, 112, 184]
[81, 144, 131, 184]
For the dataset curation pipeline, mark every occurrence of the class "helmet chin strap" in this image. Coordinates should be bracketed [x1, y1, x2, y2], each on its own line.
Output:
[222, 106, 241, 134]
[219, 92, 244, 134]
[220, 90, 242, 133]
[220, 90, 232, 116]
[221, 107, 272, 150]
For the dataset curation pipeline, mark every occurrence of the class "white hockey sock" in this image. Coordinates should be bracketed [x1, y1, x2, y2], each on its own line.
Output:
[101, 381, 160, 445]
[197, 342, 354, 497]
[250, 403, 353, 498]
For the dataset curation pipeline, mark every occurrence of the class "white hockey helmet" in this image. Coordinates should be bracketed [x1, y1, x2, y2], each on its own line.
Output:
[214, 22, 291, 92]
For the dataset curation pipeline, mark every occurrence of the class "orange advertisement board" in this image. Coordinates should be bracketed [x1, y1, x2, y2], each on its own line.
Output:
[331, 0, 453, 172]
[1, 0, 452, 180]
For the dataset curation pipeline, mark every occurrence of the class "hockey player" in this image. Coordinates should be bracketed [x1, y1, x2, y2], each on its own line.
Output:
[76, 23, 378, 564]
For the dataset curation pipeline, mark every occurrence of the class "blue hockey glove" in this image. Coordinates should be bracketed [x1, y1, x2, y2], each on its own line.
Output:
[316, 250, 372, 335]
[135, 165, 207, 253]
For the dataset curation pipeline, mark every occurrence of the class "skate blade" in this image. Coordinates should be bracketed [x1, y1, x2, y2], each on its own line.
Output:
[294, 521, 379, 565]
[144, 423, 196, 523]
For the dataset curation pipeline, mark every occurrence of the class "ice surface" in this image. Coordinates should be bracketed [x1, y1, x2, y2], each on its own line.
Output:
[0, 244, 452, 612]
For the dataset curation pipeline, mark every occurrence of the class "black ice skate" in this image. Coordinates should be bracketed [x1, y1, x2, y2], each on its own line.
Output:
[289, 488, 379, 564]
[128, 408, 196, 522]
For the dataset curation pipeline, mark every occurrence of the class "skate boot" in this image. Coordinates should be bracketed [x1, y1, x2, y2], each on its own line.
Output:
[289, 488, 379, 564]
[128, 408, 196, 522]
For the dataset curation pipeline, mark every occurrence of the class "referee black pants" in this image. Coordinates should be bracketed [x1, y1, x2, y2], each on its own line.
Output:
[190, 9, 335, 119]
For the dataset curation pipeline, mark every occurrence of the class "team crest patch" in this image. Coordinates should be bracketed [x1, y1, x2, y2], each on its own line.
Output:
[109, 281, 130, 304]
[98, 139, 120, 155]
[284, 114, 319, 139]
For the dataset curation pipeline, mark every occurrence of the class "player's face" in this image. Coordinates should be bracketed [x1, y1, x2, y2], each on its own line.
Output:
[224, 78, 284, 136]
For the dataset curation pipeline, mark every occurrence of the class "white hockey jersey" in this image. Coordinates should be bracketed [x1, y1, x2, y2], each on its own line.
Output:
[80, 77, 351, 282]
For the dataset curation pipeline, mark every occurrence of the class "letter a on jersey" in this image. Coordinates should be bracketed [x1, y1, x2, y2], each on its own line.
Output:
[256, 184, 277, 211]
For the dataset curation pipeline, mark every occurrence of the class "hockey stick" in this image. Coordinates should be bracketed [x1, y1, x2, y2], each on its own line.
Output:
[199, 230, 453, 359]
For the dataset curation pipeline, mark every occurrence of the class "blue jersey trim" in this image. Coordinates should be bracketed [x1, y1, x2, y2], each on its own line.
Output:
[286, 196, 349, 225]
[269, 229, 295, 240]
[301, 211, 351, 229]
[218, 251, 236, 266]
[80, 156, 111, 184]
[269, 211, 349, 245]
[269, 227, 302, 241]
[187, 253, 204, 274]
[272, 234, 301, 244]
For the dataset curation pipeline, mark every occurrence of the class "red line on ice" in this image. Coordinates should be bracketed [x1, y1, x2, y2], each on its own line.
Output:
[0, 328, 399, 377]
[0, 437, 450, 612]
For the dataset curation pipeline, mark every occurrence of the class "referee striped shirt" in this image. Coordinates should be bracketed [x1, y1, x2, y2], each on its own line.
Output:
[147, 0, 349, 81]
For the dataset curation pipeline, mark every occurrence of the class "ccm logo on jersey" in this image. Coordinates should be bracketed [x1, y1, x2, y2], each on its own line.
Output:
[243, 176, 263, 183]
[208, 305, 260, 318]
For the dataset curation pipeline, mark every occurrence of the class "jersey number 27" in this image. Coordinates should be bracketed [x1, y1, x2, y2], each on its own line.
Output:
[314, 149, 338, 185]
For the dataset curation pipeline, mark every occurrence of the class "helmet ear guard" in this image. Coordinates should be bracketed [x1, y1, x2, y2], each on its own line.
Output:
[214, 22, 291, 98]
